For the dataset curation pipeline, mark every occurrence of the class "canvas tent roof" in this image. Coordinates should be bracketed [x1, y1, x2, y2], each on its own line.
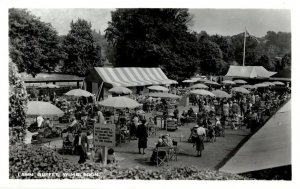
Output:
[219, 100, 291, 174]
[225, 66, 277, 78]
[87, 67, 177, 87]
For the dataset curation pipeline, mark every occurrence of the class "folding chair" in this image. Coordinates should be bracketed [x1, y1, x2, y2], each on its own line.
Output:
[155, 147, 169, 167]
[168, 146, 178, 161]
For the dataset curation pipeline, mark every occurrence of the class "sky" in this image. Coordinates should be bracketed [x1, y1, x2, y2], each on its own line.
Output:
[27, 8, 291, 37]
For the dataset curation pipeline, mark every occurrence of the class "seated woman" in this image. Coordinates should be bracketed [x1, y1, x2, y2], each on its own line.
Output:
[150, 138, 168, 164]
[107, 148, 116, 164]
[180, 110, 188, 124]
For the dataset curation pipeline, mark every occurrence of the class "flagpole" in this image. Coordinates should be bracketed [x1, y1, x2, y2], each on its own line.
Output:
[242, 27, 247, 67]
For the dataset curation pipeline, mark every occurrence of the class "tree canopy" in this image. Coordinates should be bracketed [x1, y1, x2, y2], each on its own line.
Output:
[9, 9, 63, 77]
[62, 19, 102, 76]
[105, 9, 200, 80]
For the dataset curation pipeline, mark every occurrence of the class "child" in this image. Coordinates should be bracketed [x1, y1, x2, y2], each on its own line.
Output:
[107, 148, 116, 164]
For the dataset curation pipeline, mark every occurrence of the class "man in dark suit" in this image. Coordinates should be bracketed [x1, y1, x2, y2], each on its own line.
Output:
[74, 129, 89, 164]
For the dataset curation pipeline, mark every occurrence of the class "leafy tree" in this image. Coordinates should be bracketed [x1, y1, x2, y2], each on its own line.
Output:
[256, 55, 274, 71]
[9, 9, 62, 76]
[105, 9, 199, 80]
[210, 34, 235, 62]
[231, 33, 259, 66]
[62, 19, 102, 76]
[197, 38, 225, 75]
[9, 59, 28, 144]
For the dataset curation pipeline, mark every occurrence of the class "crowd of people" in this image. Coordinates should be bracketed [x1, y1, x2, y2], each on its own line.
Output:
[26, 81, 291, 165]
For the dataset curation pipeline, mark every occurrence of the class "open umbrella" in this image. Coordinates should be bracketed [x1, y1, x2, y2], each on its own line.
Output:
[182, 79, 195, 83]
[273, 81, 285, 86]
[190, 83, 209, 89]
[254, 83, 269, 88]
[27, 101, 64, 117]
[211, 90, 232, 98]
[231, 87, 250, 94]
[99, 96, 142, 109]
[147, 92, 181, 99]
[147, 85, 169, 92]
[241, 85, 257, 89]
[65, 89, 94, 97]
[262, 82, 275, 86]
[222, 80, 236, 85]
[38, 83, 60, 89]
[109, 86, 132, 95]
[204, 80, 220, 86]
[190, 89, 215, 97]
[234, 80, 247, 84]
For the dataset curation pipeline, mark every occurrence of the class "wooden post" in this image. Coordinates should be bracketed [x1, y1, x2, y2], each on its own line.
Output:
[102, 146, 108, 166]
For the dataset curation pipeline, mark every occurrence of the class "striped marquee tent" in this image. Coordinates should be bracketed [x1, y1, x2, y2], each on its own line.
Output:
[86, 67, 177, 87]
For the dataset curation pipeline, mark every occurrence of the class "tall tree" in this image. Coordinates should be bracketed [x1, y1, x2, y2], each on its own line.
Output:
[105, 9, 199, 80]
[197, 38, 226, 75]
[9, 9, 62, 76]
[62, 19, 102, 76]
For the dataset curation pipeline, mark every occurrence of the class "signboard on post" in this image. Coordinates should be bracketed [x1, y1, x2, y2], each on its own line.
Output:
[93, 123, 116, 165]
[94, 123, 116, 148]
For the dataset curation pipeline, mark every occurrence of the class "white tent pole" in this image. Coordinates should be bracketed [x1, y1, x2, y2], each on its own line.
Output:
[242, 27, 247, 67]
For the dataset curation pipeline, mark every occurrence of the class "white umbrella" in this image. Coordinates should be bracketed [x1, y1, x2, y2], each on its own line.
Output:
[99, 96, 142, 109]
[65, 89, 94, 97]
[222, 80, 236, 85]
[234, 80, 247, 84]
[190, 89, 215, 97]
[231, 87, 250, 94]
[273, 81, 285, 86]
[241, 85, 257, 89]
[190, 83, 209, 89]
[254, 83, 269, 88]
[211, 90, 232, 98]
[109, 86, 132, 95]
[27, 101, 64, 117]
[147, 85, 169, 92]
[262, 82, 275, 86]
[204, 80, 220, 86]
[182, 79, 195, 83]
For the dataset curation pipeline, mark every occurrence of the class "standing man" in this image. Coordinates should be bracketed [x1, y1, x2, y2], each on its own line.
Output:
[74, 129, 89, 164]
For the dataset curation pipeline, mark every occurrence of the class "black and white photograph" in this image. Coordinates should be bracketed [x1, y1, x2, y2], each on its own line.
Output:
[1, 0, 299, 187]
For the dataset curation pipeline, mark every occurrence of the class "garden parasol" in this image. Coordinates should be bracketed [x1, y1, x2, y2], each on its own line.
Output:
[241, 85, 257, 89]
[109, 86, 132, 95]
[231, 87, 250, 94]
[211, 90, 232, 98]
[234, 80, 247, 84]
[98, 96, 142, 109]
[147, 85, 169, 92]
[190, 83, 209, 89]
[204, 80, 220, 86]
[190, 89, 215, 97]
[27, 101, 64, 117]
[222, 80, 236, 85]
[65, 89, 94, 97]
[272, 81, 285, 86]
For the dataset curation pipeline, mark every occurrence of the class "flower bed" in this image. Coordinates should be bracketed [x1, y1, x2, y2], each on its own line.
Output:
[10, 144, 247, 180]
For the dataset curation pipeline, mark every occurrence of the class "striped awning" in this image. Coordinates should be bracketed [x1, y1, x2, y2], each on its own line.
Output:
[93, 67, 177, 87]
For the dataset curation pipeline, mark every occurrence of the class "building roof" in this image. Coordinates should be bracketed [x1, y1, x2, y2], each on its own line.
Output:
[225, 66, 277, 78]
[219, 100, 291, 174]
[86, 67, 177, 87]
[20, 72, 84, 82]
